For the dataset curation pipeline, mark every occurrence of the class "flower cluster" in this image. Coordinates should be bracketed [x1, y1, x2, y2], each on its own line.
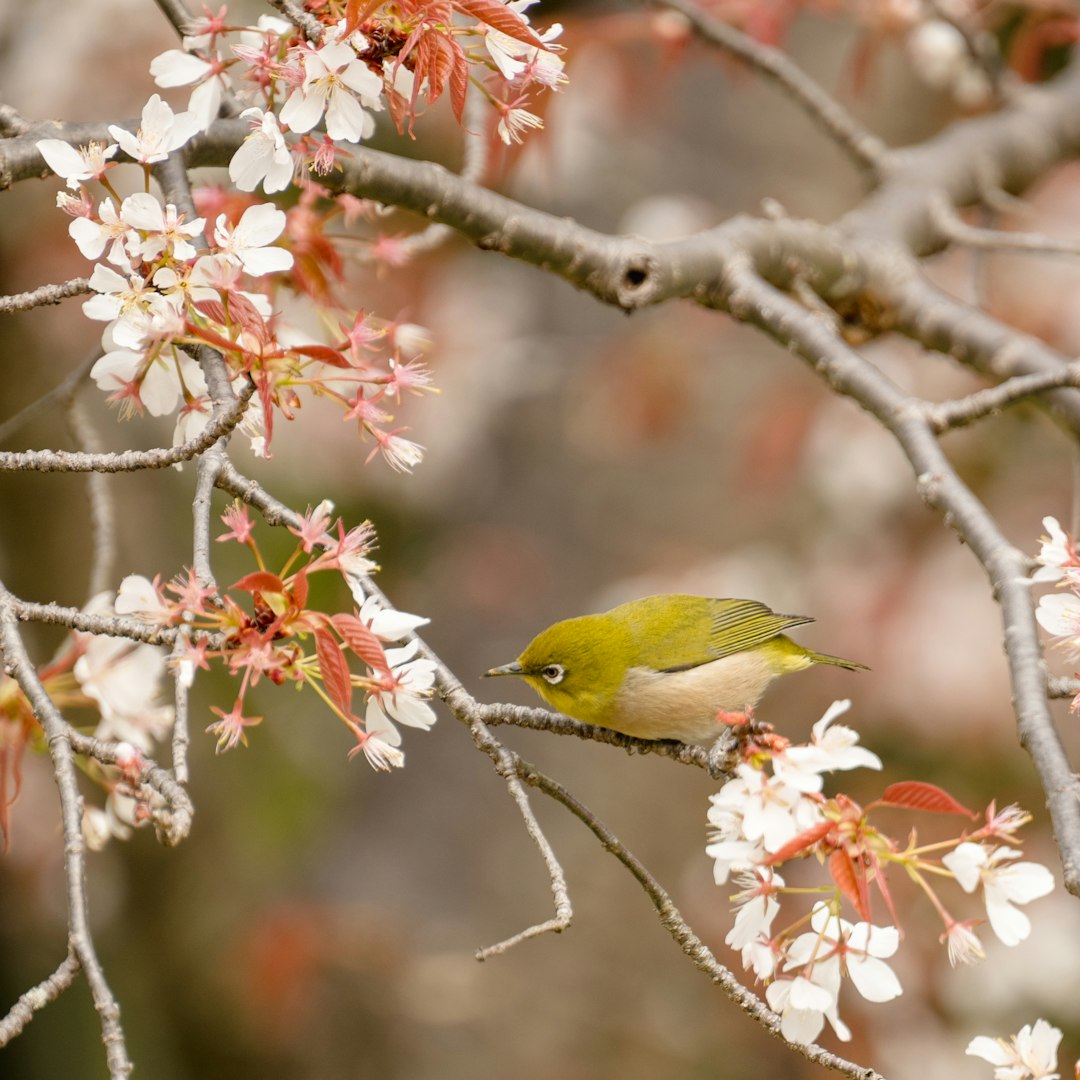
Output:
[707, 702, 1054, 1046]
[138, 501, 438, 771]
[36, 2, 566, 466]
[0, 504, 436, 849]
[37, 126, 434, 466]
[146, 1, 565, 153]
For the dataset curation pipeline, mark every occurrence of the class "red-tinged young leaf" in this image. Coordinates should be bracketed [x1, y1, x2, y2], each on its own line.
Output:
[291, 343, 353, 368]
[232, 571, 287, 595]
[291, 568, 309, 611]
[185, 319, 241, 357]
[223, 291, 271, 341]
[194, 298, 229, 326]
[428, 34, 454, 106]
[331, 613, 391, 674]
[343, 0, 383, 39]
[456, 0, 544, 47]
[879, 781, 975, 818]
[315, 627, 353, 716]
[449, 42, 469, 123]
[762, 819, 835, 866]
[255, 372, 275, 451]
[829, 848, 871, 922]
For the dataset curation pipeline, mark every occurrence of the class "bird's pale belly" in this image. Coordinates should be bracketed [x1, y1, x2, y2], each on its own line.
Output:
[607, 650, 786, 743]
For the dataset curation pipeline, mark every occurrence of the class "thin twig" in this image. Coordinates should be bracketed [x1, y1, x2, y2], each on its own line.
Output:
[479, 701, 727, 773]
[935, 200, 1080, 257]
[192, 448, 224, 590]
[527, 764, 884, 1078]
[469, 726, 884, 1079]
[170, 631, 191, 784]
[1048, 675, 1080, 699]
[926, 365, 1080, 432]
[0, 951, 80, 1046]
[659, 0, 887, 173]
[475, 747, 572, 960]
[0, 580, 132, 1079]
[0, 378, 255, 473]
[65, 397, 117, 600]
[66, 731, 194, 847]
[0, 278, 91, 313]
[15, 601, 174, 642]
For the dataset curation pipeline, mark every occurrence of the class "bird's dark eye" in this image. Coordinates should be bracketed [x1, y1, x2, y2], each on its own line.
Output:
[540, 663, 565, 685]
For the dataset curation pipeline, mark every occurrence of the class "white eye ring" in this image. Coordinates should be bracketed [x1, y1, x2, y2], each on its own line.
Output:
[540, 663, 565, 685]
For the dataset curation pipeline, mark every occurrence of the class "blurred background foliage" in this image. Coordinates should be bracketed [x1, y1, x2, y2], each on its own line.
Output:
[1, 1, 1079, 1077]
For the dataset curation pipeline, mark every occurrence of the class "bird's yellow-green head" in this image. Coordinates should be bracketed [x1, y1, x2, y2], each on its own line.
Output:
[484, 610, 636, 726]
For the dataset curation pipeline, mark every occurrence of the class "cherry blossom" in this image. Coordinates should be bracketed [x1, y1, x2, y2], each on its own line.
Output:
[68, 197, 133, 267]
[772, 699, 882, 791]
[367, 639, 438, 731]
[91, 343, 206, 417]
[942, 919, 985, 966]
[785, 905, 903, 1006]
[354, 595, 429, 640]
[350, 724, 406, 771]
[943, 843, 1055, 946]
[212, 202, 294, 275]
[967, 1019, 1063, 1080]
[709, 762, 823, 854]
[115, 574, 170, 624]
[119, 192, 205, 261]
[367, 429, 425, 472]
[483, 0, 564, 87]
[107, 94, 200, 164]
[704, 809, 763, 885]
[765, 972, 842, 1046]
[279, 40, 384, 143]
[207, 698, 263, 753]
[229, 108, 294, 194]
[726, 870, 783, 979]
[332, 524, 379, 579]
[1032, 516, 1079, 583]
[1036, 591, 1080, 649]
[35, 138, 117, 189]
[82, 265, 169, 347]
[496, 103, 544, 146]
[82, 805, 114, 852]
[906, 19, 992, 108]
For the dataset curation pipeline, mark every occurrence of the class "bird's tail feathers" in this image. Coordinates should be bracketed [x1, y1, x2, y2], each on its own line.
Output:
[810, 651, 868, 672]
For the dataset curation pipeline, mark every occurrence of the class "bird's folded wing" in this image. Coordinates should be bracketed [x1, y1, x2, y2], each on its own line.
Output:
[644, 598, 814, 672]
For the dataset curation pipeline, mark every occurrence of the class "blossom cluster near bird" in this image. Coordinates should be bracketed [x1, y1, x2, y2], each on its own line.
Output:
[8, 500, 438, 852]
[707, 701, 1054, 1047]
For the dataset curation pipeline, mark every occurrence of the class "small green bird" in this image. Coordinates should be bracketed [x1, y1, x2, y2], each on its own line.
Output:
[484, 594, 865, 745]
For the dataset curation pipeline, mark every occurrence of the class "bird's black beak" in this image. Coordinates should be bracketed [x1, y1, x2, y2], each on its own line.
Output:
[483, 661, 524, 678]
